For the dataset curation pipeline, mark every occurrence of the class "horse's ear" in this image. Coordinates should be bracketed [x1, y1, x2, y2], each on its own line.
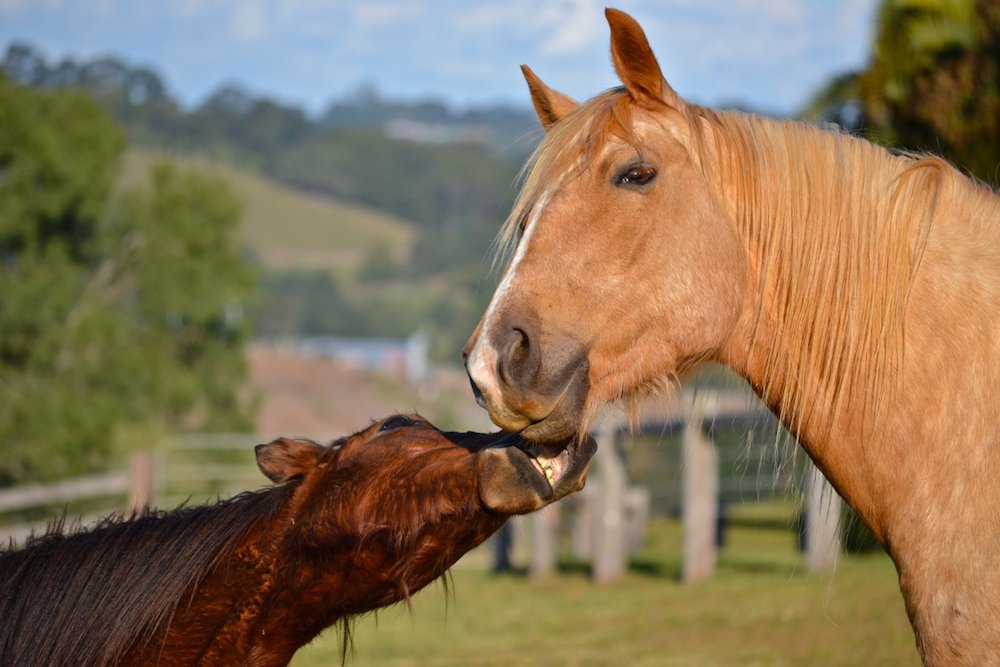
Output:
[606, 8, 679, 108]
[521, 64, 579, 131]
[255, 437, 324, 483]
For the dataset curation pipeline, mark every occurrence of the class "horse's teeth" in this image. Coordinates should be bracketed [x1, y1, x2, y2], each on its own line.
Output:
[536, 455, 556, 485]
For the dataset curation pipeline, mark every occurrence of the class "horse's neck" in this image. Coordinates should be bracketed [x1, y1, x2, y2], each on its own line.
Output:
[711, 115, 946, 523]
[136, 517, 347, 665]
[714, 114, 1000, 529]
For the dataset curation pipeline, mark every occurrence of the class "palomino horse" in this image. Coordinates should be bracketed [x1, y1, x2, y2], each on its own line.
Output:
[0, 415, 595, 666]
[464, 8, 1000, 666]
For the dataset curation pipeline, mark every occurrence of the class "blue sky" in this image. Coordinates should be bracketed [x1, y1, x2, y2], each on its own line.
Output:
[0, 0, 878, 116]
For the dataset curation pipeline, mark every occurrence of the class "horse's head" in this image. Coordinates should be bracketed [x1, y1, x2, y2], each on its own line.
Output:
[464, 8, 747, 441]
[256, 414, 595, 516]
[254, 415, 594, 612]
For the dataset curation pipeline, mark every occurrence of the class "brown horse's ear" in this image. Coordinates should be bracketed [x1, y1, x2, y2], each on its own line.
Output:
[521, 64, 579, 131]
[606, 8, 680, 108]
[255, 437, 324, 483]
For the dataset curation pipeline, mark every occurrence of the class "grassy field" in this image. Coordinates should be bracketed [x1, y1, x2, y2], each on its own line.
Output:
[120, 150, 416, 275]
[292, 514, 919, 667]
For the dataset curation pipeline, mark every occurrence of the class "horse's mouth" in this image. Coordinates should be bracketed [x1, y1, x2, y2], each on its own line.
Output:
[520, 442, 571, 489]
[475, 432, 596, 514]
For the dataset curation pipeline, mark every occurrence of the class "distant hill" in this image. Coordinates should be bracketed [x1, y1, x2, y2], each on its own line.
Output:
[121, 150, 416, 276]
[118, 149, 495, 362]
[318, 82, 540, 159]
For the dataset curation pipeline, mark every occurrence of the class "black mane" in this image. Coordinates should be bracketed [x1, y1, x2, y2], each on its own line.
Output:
[0, 486, 289, 667]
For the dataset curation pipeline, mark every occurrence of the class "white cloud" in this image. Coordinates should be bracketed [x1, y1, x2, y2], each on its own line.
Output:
[0, 0, 29, 11]
[173, 0, 207, 19]
[351, 1, 422, 28]
[94, 0, 116, 17]
[451, 4, 511, 32]
[537, 0, 603, 57]
[734, 0, 805, 25]
[231, 1, 267, 41]
[451, 0, 603, 57]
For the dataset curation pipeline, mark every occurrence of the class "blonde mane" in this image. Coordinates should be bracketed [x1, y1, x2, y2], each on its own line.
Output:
[498, 92, 999, 442]
[706, 111, 956, 439]
[713, 110, 1000, 445]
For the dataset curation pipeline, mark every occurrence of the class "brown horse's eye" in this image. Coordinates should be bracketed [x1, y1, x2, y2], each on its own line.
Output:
[380, 415, 420, 432]
[615, 165, 657, 187]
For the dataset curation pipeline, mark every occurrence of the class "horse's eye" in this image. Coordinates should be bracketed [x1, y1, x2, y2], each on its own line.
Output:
[380, 415, 419, 432]
[615, 165, 657, 187]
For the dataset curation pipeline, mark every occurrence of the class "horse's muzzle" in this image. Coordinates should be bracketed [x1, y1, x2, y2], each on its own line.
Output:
[464, 317, 590, 442]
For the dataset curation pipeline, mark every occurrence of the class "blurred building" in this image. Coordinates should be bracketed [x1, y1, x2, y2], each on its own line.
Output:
[292, 331, 430, 384]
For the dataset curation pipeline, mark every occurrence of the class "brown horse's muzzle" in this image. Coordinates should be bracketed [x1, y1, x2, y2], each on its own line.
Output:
[477, 432, 596, 514]
[449, 430, 596, 514]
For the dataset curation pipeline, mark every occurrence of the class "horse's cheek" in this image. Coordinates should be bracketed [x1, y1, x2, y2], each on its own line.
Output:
[705, 242, 748, 340]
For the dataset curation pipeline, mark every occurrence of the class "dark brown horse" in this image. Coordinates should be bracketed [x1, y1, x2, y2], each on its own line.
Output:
[0, 414, 595, 666]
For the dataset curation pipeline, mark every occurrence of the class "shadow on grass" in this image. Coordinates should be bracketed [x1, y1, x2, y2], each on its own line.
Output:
[717, 557, 802, 577]
[629, 554, 802, 580]
[488, 549, 804, 582]
[627, 557, 680, 579]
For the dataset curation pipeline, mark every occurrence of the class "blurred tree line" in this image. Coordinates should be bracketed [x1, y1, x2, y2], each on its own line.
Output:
[1, 44, 531, 360]
[807, 0, 1000, 185]
[0, 74, 255, 483]
[1, 42, 529, 276]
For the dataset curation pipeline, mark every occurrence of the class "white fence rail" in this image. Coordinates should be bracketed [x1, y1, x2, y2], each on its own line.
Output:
[0, 473, 129, 513]
[0, 453, 154, 546]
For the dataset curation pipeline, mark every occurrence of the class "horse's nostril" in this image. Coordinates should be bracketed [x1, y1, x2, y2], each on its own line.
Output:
[510, 328, 530, 365]
[466, 363, 487, 408]
[494, 323, 538, 392]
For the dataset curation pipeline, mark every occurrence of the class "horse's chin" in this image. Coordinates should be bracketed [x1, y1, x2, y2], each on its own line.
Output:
[489, 363, 591, 444]
[519, 409, 582, 443]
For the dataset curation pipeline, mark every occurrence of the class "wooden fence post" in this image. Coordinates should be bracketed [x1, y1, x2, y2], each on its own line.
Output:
[682, 392, 719, 583]
[592, 420, 627, 583]
[806, 462, 841, 571]
[530, 504, 560, 578]
[128, 452, 155, 513]
[571, 485, 593, 560]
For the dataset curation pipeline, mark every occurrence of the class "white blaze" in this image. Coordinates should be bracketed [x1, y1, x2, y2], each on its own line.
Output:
[467, 192, 550, 406]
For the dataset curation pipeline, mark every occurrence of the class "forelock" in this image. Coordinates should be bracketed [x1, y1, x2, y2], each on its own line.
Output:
[494, 88, 639, 268]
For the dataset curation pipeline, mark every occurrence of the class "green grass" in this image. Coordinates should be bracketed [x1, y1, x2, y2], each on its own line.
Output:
[120, 150, 416, 274]
[291, 516, 919, 667]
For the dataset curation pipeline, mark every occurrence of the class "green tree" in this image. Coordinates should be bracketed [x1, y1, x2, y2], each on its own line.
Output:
[859, 0, 1000, 182]
[107, 163, 256, 431]
[251, 270, 359, 338]
[0, 75, 255, 484]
